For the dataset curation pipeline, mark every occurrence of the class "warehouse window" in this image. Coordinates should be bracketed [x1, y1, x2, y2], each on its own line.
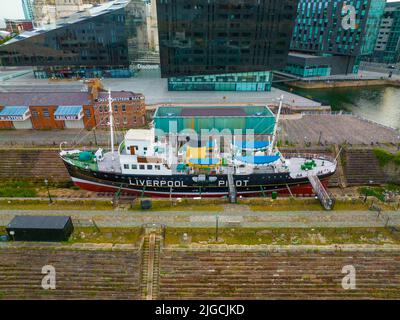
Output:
[123, 164, 129, 169]
[85, 109, 91, 118]
[122, 105, 126, 112]
[43, 109, 49, 118]
[32, 110, 39, 118]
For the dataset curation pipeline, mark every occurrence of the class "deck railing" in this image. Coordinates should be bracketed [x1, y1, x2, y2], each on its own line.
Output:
[282, 153, 337, 166]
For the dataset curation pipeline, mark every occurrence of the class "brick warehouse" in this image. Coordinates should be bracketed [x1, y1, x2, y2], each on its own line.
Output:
[94, 91, 146, 129]
[0, 85, 146, 130]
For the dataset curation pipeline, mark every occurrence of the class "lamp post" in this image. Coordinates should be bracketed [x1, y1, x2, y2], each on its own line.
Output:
[215, 215, 219, 242]
[93, 128, 98, 147]
[44, 179, 53, 204]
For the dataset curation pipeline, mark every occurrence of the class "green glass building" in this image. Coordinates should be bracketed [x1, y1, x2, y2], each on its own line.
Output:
[288, 0, 386, 77]
[370, 1, 400, 63]
[154, 105, 276, 135]
[168, 71, 273, 92]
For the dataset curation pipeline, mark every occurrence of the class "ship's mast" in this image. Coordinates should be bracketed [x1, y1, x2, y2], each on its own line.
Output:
[108, 90, 115, 160]
[268, 95, 283, 155]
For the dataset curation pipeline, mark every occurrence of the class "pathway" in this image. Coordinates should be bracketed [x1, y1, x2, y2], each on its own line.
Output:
[0, 209, 399, 228]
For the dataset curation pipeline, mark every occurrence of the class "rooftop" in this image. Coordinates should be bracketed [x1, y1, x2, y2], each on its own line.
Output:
[7, 216, 71, 230]
[181, 107, 247, 117]
[125, 129, 153, 141]
[1, 1, 130, 46]
[289, 52, 323, 59]
[96, 91, 144, 102]
[0, 92, 91, 106]
[155, 105, 275, 118]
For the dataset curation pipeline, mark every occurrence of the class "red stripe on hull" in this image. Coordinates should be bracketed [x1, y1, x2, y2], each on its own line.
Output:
[73, 180, 328, 198]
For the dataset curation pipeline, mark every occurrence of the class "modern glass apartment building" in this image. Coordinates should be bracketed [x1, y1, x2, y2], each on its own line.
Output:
[0, 1, 149, 78]
[157, 0, 298, 91]
[22, 0, 34, 21]
[288, 0, 385, 77]
[370, 1, 400, 64]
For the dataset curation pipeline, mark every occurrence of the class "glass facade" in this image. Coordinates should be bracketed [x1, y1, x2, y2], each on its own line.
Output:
[291, 0, 385, 56]
[0, 1, 148, 78]
[168, 71, 273, 92]
[361, 0, 387, 55]
[284, 63, 331, 77]
[156, 0, 299, 78]
[370, 2, 400, 63]
[154, 105, 276, 135]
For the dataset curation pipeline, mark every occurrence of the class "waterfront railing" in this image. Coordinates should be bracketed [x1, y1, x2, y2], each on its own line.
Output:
[300, 111, 399, 132]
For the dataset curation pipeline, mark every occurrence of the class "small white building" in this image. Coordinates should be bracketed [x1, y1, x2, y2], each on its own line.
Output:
[119, 129, 172, 175]
[124, 129, 155, 156]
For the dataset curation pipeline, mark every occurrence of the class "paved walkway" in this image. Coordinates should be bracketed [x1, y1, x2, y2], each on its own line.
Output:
[0, 209, 399, 228]
[0, 69, 321, 107]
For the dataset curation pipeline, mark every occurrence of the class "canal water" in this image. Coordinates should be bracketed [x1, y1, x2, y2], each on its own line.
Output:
[276, 85, 400, 130]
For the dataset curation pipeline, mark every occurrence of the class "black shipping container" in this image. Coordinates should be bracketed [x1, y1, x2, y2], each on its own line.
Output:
[6, 216, 74, 242]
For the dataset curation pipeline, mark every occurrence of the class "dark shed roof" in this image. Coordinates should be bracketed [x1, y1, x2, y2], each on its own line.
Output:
[7, 216, 71, 230]
[0, 92, 91, 106]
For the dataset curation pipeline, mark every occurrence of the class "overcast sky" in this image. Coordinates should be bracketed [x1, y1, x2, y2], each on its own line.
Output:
[0, 0, 399, 25]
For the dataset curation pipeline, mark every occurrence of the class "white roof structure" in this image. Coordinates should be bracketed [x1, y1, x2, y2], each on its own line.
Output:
[125, 129, 153, 141]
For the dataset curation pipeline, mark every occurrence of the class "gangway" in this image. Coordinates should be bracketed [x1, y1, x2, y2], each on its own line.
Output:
[308, 174, 335, 210]
[227, 168, 237, 203]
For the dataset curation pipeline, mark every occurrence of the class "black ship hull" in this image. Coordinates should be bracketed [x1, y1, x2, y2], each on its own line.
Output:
[62, 158, 334, 198]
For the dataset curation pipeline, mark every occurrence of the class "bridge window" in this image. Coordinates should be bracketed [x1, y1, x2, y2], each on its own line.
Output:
[131, 164, 137, 169]
[147, 165, 153, 170]
[124, 164, 129, 169]
[139, 165, 145, 170]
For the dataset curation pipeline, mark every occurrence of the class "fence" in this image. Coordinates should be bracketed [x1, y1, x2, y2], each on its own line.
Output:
[300, 111, 400, 133]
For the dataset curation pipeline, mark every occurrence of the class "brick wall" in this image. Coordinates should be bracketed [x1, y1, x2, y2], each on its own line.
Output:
[30, 106, 65, 129]
[94, 99, 146, 129]
[0, 106, 13, 129]
[83, 105, 96, 129]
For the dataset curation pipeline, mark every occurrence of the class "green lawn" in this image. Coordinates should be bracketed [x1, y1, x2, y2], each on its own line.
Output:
[244, 198, 375, 211]
[67, 227, 142, 245]
[1, 225, 398, 246]
[0, 199, 113, 211]
[165, 227, 400, 246]
[129, 198, 224, 212]
[0, 181, 38, 198]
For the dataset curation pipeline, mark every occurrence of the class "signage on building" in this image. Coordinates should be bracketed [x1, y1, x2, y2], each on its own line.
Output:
[0, 115, 24, 121]
[0, 111, 31, 122]
[54, 111, 83, 121]
[54, 114, 82, 121]
[96, 96, 144, 102]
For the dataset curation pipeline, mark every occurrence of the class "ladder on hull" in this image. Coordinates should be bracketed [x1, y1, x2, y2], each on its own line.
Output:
[227, 168, 237, 203]
[308, 174, 335, 210]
